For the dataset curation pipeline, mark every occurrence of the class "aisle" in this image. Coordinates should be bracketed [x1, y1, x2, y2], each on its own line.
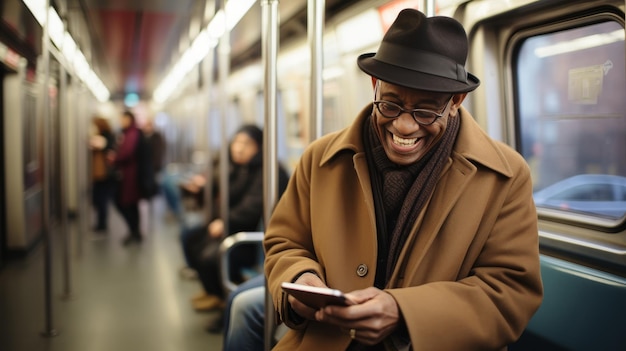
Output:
[0, 197, 223, 351]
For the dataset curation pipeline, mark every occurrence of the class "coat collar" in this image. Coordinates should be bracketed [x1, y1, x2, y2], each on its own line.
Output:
[319, 104, 514, 178]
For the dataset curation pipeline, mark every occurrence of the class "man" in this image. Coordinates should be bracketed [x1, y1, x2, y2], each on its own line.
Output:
[264, 8, 542, 351]
[141, 118, 166, 198]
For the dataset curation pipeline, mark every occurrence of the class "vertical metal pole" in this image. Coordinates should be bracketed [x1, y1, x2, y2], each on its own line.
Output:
[41, 0, 58, 337]
[76, 84, 87, 258]
[261, 1, 279, 350]
[422, 0, 435, 16]
[203, 48, 216, 224]
[57, 8, 73, 300]
[202, 0, 216, 224]
[218, 0, 230, 237]
[308, 0, 325, 142]
[59, 61, 73, 300]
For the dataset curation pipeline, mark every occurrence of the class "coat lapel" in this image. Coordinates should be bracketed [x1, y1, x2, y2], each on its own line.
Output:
[391, 155, 477, 286]
[319, 105, 514, 288]
[388, 107, 514, 286]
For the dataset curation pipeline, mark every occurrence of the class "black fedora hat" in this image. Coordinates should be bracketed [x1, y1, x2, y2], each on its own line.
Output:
[357, 8, 480, 93]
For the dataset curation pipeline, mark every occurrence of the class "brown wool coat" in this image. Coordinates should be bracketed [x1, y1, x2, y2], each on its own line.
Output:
[264, 105, 543, 351]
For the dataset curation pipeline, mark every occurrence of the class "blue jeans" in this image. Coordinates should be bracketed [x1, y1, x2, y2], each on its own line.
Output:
[161, 172, 184, 220]
[223, 274, 266, 351]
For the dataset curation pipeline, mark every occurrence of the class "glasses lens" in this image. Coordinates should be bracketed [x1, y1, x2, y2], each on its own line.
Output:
[378, 102, 401, 118]
[375, 98, 449, 125]
[412, 110, 438, 124]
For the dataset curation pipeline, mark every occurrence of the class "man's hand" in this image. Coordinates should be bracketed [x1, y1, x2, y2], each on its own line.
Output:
[316, 287, 400, 345]
[286, 274, 400, 345]
[287, 272, 328, 321]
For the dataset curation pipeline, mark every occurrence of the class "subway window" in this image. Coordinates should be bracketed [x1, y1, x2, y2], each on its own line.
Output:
[515, 20, 626, 224]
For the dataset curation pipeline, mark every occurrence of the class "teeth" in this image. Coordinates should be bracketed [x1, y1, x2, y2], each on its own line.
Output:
[392, 134, 417, 146]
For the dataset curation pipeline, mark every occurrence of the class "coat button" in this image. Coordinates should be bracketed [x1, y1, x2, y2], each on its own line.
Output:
[356, 264, 368, 277]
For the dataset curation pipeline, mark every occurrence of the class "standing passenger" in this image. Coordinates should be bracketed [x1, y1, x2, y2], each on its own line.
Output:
[90, 116, 115, 233]
[110, 110, 143, 245]
[143, 118, 166, 175]
[264, 9, 543, 350]
[142, 118, 166, 196]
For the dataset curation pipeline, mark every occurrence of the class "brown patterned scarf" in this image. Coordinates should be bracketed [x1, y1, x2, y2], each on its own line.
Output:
[364, 110, 460, 283]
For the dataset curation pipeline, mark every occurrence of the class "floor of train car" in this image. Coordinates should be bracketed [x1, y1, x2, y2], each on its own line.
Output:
[0, 196, 223, 351]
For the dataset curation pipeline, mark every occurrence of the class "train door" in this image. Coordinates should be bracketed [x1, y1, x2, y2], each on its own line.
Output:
[456, 0, 626, 349]
[2, 56, 43, 254]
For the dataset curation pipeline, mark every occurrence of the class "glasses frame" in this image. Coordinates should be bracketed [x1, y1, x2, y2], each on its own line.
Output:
[373, 80, 453, 126]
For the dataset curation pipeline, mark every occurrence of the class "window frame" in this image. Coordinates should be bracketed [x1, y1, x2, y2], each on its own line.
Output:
[508, 12, 626, 230]
[503, 9, 626, 272]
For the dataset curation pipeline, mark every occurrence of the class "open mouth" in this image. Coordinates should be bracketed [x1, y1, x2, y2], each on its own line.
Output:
[392, 134, 418, 146]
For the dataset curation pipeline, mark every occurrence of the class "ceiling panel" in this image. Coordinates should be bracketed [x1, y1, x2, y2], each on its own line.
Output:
[79, 0, 201, 100]
[96, 10, 136, 92]
[74, 0, 363, 102]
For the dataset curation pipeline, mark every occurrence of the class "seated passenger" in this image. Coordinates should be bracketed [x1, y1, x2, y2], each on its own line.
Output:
[161, 167, 207, 224]
[182, 125, 289, 316]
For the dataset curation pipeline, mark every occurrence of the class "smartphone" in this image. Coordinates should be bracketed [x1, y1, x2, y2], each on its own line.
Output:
[281, 282, 355, 309]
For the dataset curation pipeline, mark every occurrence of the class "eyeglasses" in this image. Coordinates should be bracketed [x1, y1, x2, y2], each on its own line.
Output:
[373, 98, 452, 126]
[373, 80, 453, 126]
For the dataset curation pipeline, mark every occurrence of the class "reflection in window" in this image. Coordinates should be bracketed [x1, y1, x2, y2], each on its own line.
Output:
[516, 21, 626, 220]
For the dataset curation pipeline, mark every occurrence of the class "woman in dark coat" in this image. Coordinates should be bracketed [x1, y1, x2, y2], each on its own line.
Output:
[183, 124, 289, 312]
[111, 110, 142, 245]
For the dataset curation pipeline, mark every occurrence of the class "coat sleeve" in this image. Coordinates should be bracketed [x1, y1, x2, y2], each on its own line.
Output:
[264, 147, 325, 329]
[387, 154, 543, 351]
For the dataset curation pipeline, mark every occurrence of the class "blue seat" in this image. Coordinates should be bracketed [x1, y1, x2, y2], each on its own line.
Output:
[515, 255, 626, 350]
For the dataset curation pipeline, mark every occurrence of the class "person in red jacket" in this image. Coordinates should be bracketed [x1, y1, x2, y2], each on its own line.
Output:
[109, 110, 143, 245]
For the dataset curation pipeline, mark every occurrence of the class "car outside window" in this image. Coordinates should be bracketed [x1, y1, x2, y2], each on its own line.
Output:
[515, 20, 626, 223]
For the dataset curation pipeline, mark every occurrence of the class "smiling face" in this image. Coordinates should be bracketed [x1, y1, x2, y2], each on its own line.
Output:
[372, 79, 466, 166]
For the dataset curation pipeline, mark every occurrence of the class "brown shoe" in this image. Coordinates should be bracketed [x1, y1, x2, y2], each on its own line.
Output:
[191, 291, 208, 303]
[192, 294, 225, 312]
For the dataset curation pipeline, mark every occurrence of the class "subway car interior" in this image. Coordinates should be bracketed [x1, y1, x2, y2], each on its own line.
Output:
[1, 0, 626, 350]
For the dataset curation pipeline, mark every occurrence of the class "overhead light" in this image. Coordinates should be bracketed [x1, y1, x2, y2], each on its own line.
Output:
[47, 7, 64, 48]
[73, 50, 89, 79]
[154, 0, 257, 104]
[208, 10, 226, 38]
[21, 0, 110, 102]
[225, 0, 256, 31]
[62, 32, 76, 64]
[22, 0, 46, 25]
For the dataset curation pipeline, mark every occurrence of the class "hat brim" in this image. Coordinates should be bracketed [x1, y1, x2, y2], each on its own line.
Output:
[357, 53, 480, 94]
